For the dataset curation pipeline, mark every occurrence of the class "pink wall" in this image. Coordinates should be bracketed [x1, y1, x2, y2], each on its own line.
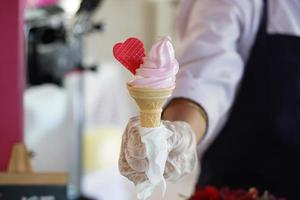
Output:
[0, 0, 25, 171]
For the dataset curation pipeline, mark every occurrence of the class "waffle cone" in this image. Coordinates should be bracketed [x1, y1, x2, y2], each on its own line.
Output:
[127, 84, 175, 128]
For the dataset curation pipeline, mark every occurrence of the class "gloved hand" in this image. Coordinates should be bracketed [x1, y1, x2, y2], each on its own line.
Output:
[119, 116, 197, 185]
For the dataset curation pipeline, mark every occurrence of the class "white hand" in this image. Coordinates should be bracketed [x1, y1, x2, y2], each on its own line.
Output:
[119, 116, 197, 185]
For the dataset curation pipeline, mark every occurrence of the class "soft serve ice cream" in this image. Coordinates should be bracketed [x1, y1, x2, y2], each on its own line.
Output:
[129, 36, 179, 89]
[113, 35, 179, 127]
[113, 36, 179, 200]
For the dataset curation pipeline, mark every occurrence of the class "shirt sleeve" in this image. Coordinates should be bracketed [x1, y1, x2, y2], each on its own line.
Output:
[172, 0, 246, 153]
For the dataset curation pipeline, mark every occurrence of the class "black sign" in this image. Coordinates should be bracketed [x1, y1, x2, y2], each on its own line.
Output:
[0, 185, 67, 200]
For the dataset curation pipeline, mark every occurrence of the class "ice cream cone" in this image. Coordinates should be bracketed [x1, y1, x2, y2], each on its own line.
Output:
[127, 84, 175, 128]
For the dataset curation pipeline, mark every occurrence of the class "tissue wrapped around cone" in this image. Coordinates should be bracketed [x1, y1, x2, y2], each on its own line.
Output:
[127, 84, 175, 128]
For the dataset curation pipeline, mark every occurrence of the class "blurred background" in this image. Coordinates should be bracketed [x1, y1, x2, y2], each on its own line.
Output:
[24, 0, 198, 199]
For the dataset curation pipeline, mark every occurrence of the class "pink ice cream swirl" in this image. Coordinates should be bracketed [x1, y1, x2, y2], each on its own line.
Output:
[129, 36, 179, 89]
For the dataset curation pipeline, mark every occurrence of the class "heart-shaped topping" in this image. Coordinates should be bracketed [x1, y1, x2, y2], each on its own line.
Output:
[113, 38, 145, 74]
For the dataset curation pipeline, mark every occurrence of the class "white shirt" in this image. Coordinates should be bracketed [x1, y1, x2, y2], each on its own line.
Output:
[172, 0, 300, 155]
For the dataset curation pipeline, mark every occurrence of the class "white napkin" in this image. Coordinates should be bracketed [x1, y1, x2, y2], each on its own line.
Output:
[136, 125, 173, 200]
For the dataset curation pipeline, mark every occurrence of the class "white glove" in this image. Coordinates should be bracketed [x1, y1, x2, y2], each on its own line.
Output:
[119, 116, 197, 186]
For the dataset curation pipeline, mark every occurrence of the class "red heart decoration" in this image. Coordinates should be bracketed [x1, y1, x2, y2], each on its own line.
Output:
[113, 38, 145, 74]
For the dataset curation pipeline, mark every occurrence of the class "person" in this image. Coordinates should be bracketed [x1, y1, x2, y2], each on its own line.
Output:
[119, 0, 300, 199]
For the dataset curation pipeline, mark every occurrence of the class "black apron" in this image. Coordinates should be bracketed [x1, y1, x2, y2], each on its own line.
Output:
[198, 0, 300, 199]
